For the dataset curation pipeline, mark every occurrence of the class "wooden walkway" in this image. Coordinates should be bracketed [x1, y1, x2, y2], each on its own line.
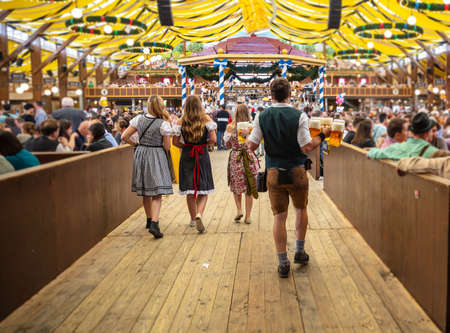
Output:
[0, 151, 440, 332]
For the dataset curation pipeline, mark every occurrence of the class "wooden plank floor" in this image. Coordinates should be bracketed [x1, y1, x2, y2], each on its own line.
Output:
[0, 151, 440, 333]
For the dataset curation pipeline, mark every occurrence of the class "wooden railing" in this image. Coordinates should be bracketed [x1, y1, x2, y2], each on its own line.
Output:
[323, 143, 450, 331]
[0, 145, 141, 320]
[85, 86, 412, 99]
[86, 87, 200, 98]
[324, 86, 413, 98]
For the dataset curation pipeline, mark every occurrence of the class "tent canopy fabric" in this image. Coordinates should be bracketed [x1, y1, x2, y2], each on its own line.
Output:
[0, 0, 448, 66]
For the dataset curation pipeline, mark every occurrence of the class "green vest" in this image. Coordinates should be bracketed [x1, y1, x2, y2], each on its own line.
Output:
[259, 106, 307, 169]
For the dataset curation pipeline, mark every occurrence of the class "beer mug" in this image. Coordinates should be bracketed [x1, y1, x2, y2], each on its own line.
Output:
[237, 121, 252, 144]
[309, 117, 321, 137]
[329, 120, 345, 147]
[320, 117, 333, 142]
[320, 117, 333, 129]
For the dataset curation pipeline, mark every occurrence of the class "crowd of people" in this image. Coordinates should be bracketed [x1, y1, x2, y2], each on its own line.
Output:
[1, 77, 450, 277]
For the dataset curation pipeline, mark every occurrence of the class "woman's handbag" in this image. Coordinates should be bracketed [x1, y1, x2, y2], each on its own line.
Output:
[256, 169, 267, 192]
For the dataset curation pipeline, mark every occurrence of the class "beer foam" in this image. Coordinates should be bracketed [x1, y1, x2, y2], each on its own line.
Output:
[309, 119, 320, 128]
[320, 117, 332, 126]
[331, 123, 345, 131]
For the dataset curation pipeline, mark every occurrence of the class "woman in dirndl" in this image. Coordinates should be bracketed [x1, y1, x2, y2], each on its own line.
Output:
[173, 95, 217, 233]
[121, 96, 173, 239]
[224, 104, 259, 224]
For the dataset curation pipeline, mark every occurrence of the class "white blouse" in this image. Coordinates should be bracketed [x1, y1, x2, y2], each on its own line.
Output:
[173, 121, 217, 143]
[130, 114, 173, 136]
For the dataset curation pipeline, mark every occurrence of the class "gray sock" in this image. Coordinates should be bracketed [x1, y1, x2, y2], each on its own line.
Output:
[277, 252, 289, 265]
[296, 240, 305, 253]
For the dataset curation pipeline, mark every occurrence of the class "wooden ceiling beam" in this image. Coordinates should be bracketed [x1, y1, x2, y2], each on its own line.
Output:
[97, 60, 125, 85]
[0, 9, 13, 22]
[381, 64, 400, 82]
[390, 57, 411, 78]
[86, 51, 114, 78]
[33, 35, 78, 74]
[67, 44, 97, 73]
[395, 44, 426, 74]
[437, 31, 450, 45]
[0, 22, 51, 69]
[416, 40, 445, 69]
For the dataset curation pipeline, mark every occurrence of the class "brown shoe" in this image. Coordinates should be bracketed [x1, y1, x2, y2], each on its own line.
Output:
[244, 218, 251, 224]
[234, 213, 243, 223]
[195, 215, 205, 233]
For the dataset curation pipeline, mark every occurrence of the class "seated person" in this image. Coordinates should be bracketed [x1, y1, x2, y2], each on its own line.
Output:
[380, 118, 408, 148]
[397, 156, 450, 179]
[343, 117, 364, 143]
[351, 119, 376, 148]
[25, 119, 71, 152]
[368, 112, 439, 161]
[90, 119, 118, 147]
[430, 119, 448, 151]
[0, 155, 14, 174]
[83, 122, 113, 152]
[0, 130, 40, 170]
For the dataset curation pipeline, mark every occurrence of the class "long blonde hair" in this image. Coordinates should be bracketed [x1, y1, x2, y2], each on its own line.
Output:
[232, 104, 251, 129]
[147, 95, 170, 121]
[182, 95, 207, 143]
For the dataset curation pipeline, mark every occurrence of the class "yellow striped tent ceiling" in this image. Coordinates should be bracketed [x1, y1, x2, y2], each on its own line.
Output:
[0, 0, 448, 66]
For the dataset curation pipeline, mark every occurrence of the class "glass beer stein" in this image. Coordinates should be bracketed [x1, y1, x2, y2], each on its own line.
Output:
[237, 121, 252, 144]
[309, 117, 321, 137]
[329, 120, 345, 147]
[320, 117, 333, 142]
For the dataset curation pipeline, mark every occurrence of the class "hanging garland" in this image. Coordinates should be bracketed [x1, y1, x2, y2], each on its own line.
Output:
[185, 63, 319, 83]
[227, 62, 279, 74]
[354, 23, 423, 39]
[119, 42, 173, 54]
[399, 0, 450, 11]
[66, 16, 147, 36]
[287, 65, 319, 80]
[334, 49, 381, 60]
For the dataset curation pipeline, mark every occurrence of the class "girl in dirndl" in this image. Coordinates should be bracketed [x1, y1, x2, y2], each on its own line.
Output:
[173, 95, 217, 233]
[121, 96, 173, 239]
[224, 104, 259, 224]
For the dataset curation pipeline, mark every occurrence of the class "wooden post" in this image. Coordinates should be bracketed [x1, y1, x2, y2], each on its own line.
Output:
[30, 38, 43, 102]
[427, 57, 434, 107]
[96, 62, 103, 87]
[0, 23, 9, 103]
[78, 53, 87, 109]
[58, 48, 68, 98]
[412, 62, 418, 109]
[446, 48, 450, 107]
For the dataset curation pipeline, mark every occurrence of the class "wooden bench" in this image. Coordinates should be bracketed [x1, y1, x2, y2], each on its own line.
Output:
[33, 151, 89, 164]
[0, 145, 141, 320]
[324, 143, 450, 331]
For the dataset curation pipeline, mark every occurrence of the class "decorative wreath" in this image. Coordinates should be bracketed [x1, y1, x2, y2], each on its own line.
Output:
[354, 23, 423, 39]
[65, 16, 147, 36]
[119, 41, 173, 54]
[399, 0, 450, 11]
[335, 49, 381, 60]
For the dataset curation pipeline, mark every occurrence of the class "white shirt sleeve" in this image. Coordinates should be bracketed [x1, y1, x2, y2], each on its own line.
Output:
[206, 121, 217, 131]
[248, 113, 263, 144]
[172, 124, 182, 136]
[223, 131, 232, 143]
[56, 143, 72, 152]
[297, 113, 312, 148]
[160, 121, 173, 136]
[129, 115, 141, 128]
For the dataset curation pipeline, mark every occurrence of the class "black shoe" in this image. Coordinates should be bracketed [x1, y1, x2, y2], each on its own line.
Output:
[149, 221, 163, 239]
[278, 262, 290, 278]
[294, 251, 309, 265]
[146, 218, 152, 229]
